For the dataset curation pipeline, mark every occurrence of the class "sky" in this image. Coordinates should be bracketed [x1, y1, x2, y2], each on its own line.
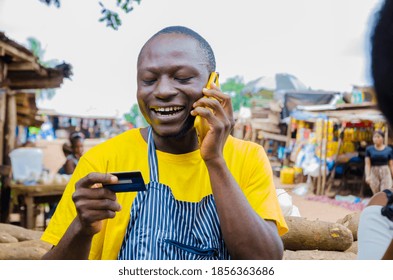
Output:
[0, 0, 383, 118]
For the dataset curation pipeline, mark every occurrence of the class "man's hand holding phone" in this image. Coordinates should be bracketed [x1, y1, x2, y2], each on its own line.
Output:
[191, 72, 235, 162]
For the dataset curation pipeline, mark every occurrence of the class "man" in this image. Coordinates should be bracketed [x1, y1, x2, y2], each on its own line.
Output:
[41, 26, 288, 260]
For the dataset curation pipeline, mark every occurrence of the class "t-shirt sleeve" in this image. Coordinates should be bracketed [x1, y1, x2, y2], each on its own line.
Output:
[241, 144, 288, 236]
[365, 146, 371, 158]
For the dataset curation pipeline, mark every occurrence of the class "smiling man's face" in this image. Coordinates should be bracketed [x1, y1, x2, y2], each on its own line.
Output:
[136, 33, 210, 138]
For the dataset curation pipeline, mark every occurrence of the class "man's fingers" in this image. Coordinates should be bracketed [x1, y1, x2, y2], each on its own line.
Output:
[203, 83, 232, 105]
[192, 107, 214, 119]
[76, 172, 118, 190]
[72, 187, 118, 203]
[193, 98, 226, 119]
[74, 198, 122, 212]
[78, 209, 118, 224]
[201, 85, 234, 127]
[191, 107, 230, 131]
[193, 92, 235, 129]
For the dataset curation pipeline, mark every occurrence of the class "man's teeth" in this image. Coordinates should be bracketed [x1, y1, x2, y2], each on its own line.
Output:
[154, 107, 183, 114]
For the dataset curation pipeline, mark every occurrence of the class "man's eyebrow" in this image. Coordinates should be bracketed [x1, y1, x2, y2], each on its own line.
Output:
[139, 64, 205, 72]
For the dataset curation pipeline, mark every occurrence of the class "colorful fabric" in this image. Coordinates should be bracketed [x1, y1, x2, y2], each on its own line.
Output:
[369, 165, 393, 194]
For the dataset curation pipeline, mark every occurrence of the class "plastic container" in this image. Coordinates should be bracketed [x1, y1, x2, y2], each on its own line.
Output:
[276, 189, 293, 216]
[280, 167, 295, 184]
[9, 148, 43, 183]
[293, 166, 304, 184]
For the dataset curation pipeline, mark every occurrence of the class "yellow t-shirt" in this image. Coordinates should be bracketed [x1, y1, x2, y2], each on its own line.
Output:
[41, 128, 288, 259]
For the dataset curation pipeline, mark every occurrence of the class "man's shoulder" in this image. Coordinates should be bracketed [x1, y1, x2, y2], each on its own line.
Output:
[225, 135, 264, 156]
[227, 135, 261, 148]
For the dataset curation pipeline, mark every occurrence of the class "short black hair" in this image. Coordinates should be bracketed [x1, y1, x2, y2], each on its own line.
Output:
[70, 134, 83, 147]
[371, 0, 393, 125]
[373, 130, 385, 137]
[139, 26, 216, 72]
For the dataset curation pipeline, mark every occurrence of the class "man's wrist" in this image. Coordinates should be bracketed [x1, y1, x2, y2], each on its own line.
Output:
[204, 156, 226, 169]
[71, 218, 97, 239]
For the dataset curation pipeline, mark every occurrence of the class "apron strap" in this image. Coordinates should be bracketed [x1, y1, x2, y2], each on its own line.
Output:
[147, 126, 159, 182]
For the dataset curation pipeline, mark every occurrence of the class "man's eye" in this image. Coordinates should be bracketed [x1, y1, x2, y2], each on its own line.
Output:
[143, 79, 156, 85]
[175, 77, 193, 84]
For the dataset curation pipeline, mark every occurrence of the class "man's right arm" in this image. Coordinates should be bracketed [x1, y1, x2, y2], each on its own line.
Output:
[42, 173, 120, 260]
[42, 218, 95, 259]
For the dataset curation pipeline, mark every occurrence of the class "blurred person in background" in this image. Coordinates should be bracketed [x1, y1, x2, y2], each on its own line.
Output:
[58, 133, 84, 175]
[364, 130, 393, 194]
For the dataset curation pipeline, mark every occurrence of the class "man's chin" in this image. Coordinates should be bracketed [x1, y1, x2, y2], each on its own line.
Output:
[152, 120, 195, 139]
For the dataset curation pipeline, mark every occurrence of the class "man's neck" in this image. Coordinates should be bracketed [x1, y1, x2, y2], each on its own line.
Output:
[140, 127, 199, 154]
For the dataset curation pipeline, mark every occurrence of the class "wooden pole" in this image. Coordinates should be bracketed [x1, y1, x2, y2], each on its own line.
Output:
[325, 137, 343, 195]
[0, 59, 7, 86]
[0, 57, 9, 222]
[315, 119, 325, 195]
[321, 118, 329, 195]
[286, 117, 292, 150]
[5, 90, 17, 157]
[0, 89, 16, 223]
[282, 117, 293, 167]
[0, 89, 6, 165]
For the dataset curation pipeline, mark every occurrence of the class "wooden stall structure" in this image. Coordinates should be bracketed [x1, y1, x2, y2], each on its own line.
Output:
[292, 102, 387, 196]
[245, 90, 339, 164]
[249, 99, 287, 161]
[0, 32, 71, 223]
[37, 108, 118, 140]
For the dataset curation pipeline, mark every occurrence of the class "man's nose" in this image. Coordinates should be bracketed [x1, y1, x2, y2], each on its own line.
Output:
[153, 77, 178, 99]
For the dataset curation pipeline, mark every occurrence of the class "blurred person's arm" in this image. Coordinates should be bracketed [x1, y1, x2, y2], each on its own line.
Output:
[389, 159, 393, 179]
[365, 157, 371, 184]
[382, 239, 393, 259]
[358, 191, 392, 260]
[64, 159, 76, 175]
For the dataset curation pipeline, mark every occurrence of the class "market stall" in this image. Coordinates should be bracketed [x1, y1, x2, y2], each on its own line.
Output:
[283, 103, 387, 197]
[0, 32, 71, 224]
[10, 181, 67, 229]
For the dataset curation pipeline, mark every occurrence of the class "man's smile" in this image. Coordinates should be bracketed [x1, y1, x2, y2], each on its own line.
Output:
[150, 106, 186, 117]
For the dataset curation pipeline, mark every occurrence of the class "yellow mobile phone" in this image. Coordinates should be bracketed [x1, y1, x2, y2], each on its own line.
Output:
[194, 72, 220, 145]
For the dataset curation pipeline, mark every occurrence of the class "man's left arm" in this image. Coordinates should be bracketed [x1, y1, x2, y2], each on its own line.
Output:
[206, 157, 284, 259]
[191, 83, 284, 259]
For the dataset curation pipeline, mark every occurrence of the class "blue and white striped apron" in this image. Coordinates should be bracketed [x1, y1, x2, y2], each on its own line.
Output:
[118, 127, 230, 260]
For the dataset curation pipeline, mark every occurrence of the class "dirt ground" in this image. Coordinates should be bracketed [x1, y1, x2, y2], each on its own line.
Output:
[273, 176, 357, 223]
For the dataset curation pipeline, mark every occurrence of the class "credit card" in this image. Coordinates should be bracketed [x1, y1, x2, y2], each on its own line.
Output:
[103, 171, 146, 192]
